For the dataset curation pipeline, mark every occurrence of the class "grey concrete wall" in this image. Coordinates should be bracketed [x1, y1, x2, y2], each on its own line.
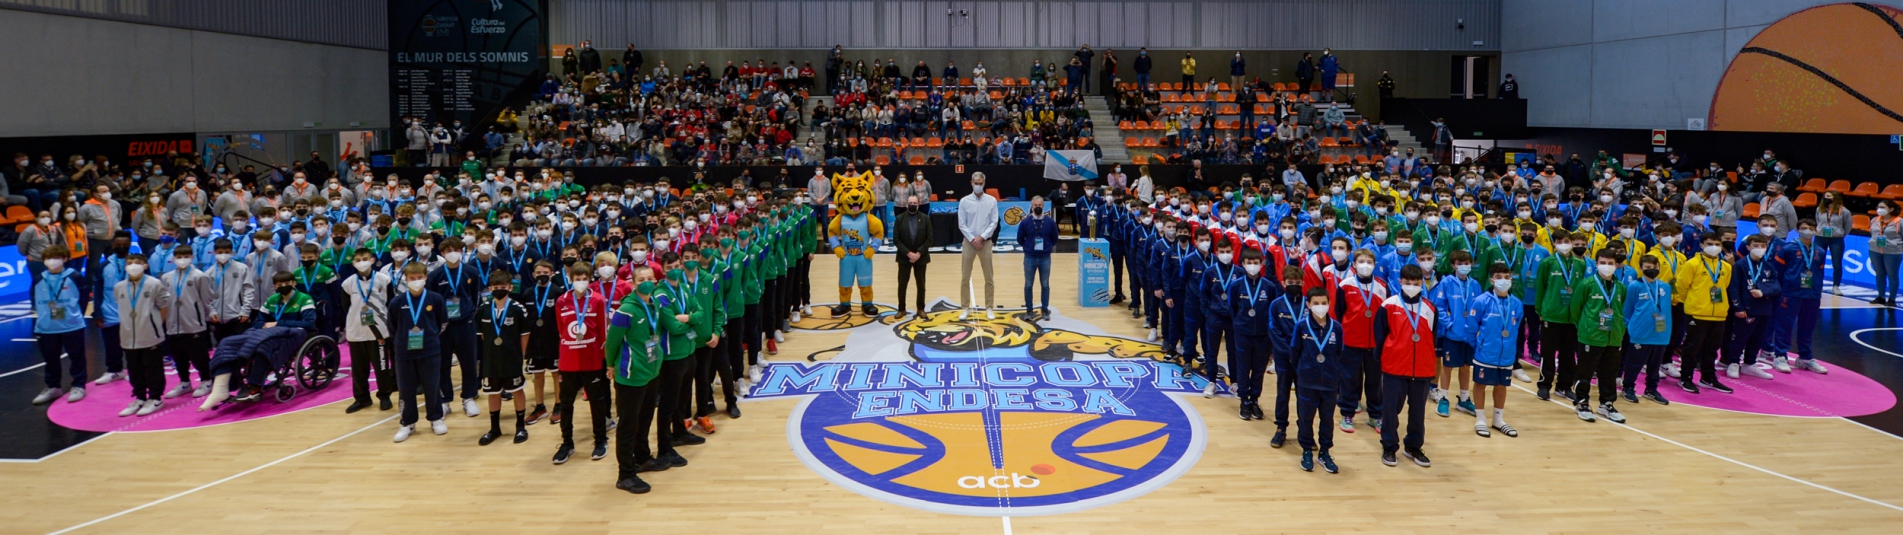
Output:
[0, 9, 388, 137]
[1500, 0, 1845, 129]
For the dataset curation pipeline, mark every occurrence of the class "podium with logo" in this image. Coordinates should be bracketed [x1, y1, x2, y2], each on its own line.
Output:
[1078, 238, 1110, 307]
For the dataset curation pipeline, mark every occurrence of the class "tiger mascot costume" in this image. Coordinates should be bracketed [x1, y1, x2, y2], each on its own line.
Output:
[828, 172, 885, 317]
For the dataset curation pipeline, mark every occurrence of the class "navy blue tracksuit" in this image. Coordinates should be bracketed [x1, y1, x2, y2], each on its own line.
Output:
[1231, 275, 1282, 403]
[429, 261, 484, 401]
[1289, 313, 1345, 452]
[1724, 255, 1781, 367]
[1170, 246, 1204, 360]
[1772, 238, 1825, 362]
[1202, 260, 1239, 381]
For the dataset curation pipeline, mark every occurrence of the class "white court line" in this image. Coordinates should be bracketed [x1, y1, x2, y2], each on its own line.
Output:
[0, 362, 47, 379]
[1002, 516, 1013, 535]
[47, 415, 398, 535]
[1511, 384, 1903, 513]
[1849, 328, 1903, 359]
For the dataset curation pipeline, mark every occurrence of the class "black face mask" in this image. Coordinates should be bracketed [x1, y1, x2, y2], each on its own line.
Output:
[491, 289, 510, 299]
[1642, 268, 1660, 279]
[276, 286, 295, 296]
[1521, 234, 1536, 244]
[906, 205, 919, 213]
[113, 245, 130, 256]
[332, 235, 348, 245]
[377, 225, 392, 234]
[562, 256, 579, 265]
[535, 274, 553, 284]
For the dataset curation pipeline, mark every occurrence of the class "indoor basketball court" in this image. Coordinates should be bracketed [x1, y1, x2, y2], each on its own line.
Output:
[3, 1, 1903, 534]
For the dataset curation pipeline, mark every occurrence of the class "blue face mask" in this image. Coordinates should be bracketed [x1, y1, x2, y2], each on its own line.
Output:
[1455, 264, 1472, 276]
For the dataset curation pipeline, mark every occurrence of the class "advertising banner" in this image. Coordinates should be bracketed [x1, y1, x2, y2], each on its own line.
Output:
[1078, 238, 1111, 306]
[389, 0, 548, 135]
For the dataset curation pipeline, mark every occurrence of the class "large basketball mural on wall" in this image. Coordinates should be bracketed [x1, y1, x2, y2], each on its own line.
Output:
[1709, 3, 1903, 134]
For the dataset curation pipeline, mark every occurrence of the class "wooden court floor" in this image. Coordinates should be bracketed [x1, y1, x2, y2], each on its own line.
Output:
[6, 251, 1903, 534]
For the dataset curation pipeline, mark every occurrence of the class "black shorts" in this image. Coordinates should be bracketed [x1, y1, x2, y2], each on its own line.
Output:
[481, 374, 526, 394]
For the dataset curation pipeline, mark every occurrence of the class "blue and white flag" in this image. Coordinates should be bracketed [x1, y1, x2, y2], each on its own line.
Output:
[1043, 150, 1099, 181]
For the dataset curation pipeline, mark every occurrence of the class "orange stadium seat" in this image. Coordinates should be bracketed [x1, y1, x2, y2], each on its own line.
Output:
[1849, 181, 1881, 198]
[1877, 184, 1903, 200]
[1827, 180, 1852, 193]
[1793, 192, 1818, 208]
[1798, 178, 1827, 193]
[1743, 202, 1761, 218]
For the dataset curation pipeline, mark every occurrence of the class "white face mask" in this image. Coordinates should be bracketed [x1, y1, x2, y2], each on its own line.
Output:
[1330, 250, 1349, 262]
[1354, 262, 1374, 277]
[1395, 242, 1412, 252]
[406, 279, 427, 292]
[1196, 240, 1211, 252]
[1279, 228, 1294, 239]
[1424, 216, 1441, 226]
[1243, 263, 1262, 276]
[124, 263, 144, 276]
[354, 260, 375, 272]
[597, 266, 616, 280]
[291, 232, 306, 243]
[1217, 252, 1233, 264]
[1556, 243, 1575, 254]
[1310, 303, 1331, 317]
[1492, 278, 1513, 292]
[444, 252, 463, 264]
[1463, 222, 1479, 233]
[390, 250, 411, 262]
[1619, 228, 1635, 238]
[1748, 247, 1767, 259]
[1760, 226, 1778, 237]
[253, 240, 272, 252]
[1704, 245, 1723, 257]
[655, 239, 670, 250]
[1597, 264, 1617, 277]
[631, 250, 648, 264]
[1401, 284, 1423, 297]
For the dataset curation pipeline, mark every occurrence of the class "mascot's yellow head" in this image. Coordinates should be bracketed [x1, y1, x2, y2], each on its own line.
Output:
[832, 172, 875, 216]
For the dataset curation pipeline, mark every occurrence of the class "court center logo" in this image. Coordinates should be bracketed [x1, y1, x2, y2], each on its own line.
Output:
[749, 301, 1221, 516]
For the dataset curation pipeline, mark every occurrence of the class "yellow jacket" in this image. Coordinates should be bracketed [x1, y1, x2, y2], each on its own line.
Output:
[1649, 246, 1689, 285]
[1611, 236, 1649, 270]
[1673, 254, 1732, 320]
[1181, 58, 1197, 76]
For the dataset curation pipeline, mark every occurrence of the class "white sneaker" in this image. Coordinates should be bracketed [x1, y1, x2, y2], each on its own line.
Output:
[1146, 329, 1159, 342]
[773, 330, 785, 343]
[65, 387, 86, 403]
[441, 402, 451, 417]
[264, 372, 278, 384]
[119, 399, 143, 417]
[136, 399, 162, 416]
[1512, 369, 1532, 383]
[464, 399, 480, 417]
[790, 312, 801, 323]
[1725, 363, 1740, 379]
[192, 385, 212, 398]
[1741, 364, 1774, 380]
[1663, 361, 1681, 378]
[749, 365, 763, 383]
[93, 372, 125, 385]
[431, 419, 449, 435]
[394, 425, 415, 443]
[1772, 356, 1792, 373]
[1202, 383, 1216, 398]
[986, 310, 997, 320]
[958, 309, 970, 321]
[31, 388, 62, 405]
[804, 305, 814, 316]
[1799, 360, 1829, 374]
[164, 384, 193, 399]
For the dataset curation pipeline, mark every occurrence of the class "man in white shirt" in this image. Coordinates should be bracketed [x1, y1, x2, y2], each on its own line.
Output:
[957, 172, 999, 320]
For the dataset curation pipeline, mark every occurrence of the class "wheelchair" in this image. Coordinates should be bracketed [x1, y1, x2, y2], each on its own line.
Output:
[264, 332, 343, 402]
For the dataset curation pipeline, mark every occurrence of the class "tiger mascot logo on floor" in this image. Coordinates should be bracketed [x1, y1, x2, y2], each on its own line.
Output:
[749, 300, 1221, 516]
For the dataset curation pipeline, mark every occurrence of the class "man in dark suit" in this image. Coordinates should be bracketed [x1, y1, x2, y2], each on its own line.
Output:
[892, 193, 933, 317]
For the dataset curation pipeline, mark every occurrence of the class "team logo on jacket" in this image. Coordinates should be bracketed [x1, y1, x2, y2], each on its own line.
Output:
[749, 300, 1219, 516]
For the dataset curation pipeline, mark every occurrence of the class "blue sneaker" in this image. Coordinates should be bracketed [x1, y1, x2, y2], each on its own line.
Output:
[1319, 452, 1339, 473]
[1456, 397, 1477, 416]
[1436, 397, 1450, 417]
[1300, 450, 1315, 472]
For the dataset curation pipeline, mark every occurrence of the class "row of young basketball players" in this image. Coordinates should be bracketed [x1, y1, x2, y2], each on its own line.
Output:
[1104, 201, 1829, 474]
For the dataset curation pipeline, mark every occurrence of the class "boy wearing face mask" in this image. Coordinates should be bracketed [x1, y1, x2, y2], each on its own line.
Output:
[1428, 250, 1481, 418]
[1292, 286, 1345, 472]
[1469, 263, 1523, 436]
[476, 270, 532, 445]
[1768, 220, 1829, 375]
[1505, 223, 1549, 384]
[1211, 245, 1267, 415]
[1167, 219, 1206, 370]
[551, 262, 612, 463]
[1568, 249, 1629, 423]
[1533, 231, 1587, 401]
[519, 260, 565, 424]
[342, 248, 395, 413]
[655, 252, 709, 452]
[1675, 235, 1735, 393]
[1373, 264, 1437, 467]
[677, 244, 726, 434]
[1332, 248, 1390, 434]
[199, 272, 319, 410]
[1723, 235, 1782, 382]
[387, 263, 449, 441]
[1622, 255, 1675, 406]
[430, 240, 485, 416]
[33, 246, 97, 406]
[204, 239, 257, 341]
[161, 244, 216, 399]
[92, 235, 134, 386]
[603, 265, 683, 494]
[1262, 265, 1305, 443]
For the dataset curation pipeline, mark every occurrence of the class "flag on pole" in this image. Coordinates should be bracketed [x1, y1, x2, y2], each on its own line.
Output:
[1043, 150, 1099, 181]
